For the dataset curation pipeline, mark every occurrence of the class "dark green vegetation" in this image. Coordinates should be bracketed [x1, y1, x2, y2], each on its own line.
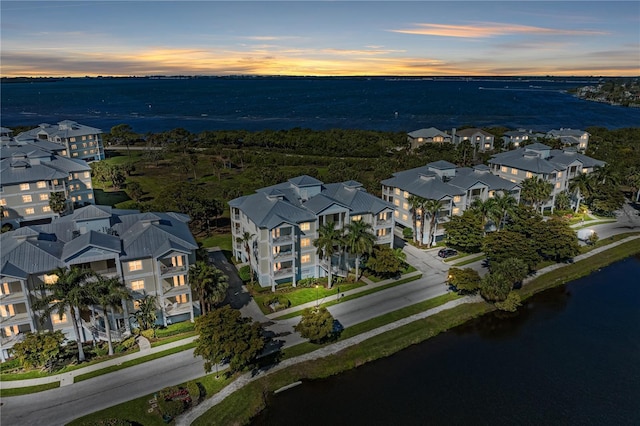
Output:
[294, 307, 336, 343]
[572, 79, 640, 107]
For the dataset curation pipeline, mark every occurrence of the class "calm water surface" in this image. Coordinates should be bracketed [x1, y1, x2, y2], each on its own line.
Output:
[252, 256, 640, 425]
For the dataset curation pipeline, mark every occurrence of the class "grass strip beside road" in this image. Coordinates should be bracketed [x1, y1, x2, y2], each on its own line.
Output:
[74, 342, 197, 383]
[272, 273, 424, 320]
[0, 381, 60, 397]
[450, 253, 486, 266]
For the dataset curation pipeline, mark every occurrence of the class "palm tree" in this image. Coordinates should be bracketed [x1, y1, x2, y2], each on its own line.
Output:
[90, 275, 131, 356]
[422, 199, 442, 246]
[314, 222, 342, 288]
[491, 193, 518, 230]
[521, 176, 553, 213]
[470, 197, 498, 234]
[33, 266, 93, 362]
[569, 172, 593, 213]
[236, 231, 255, 284]
[344, 220, 376, 280]
[132, 294, 158, 332]
[593, 164, 618, 186]
[189, 261, 229, 314]
[407, 195, 425, 243]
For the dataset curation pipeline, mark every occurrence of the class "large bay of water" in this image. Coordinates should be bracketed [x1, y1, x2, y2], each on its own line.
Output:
[2, 77, 640, 133]
[252, 256, 640, 425]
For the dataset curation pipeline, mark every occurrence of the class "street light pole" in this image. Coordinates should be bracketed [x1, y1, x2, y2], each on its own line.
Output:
[315, 284, 319, 308]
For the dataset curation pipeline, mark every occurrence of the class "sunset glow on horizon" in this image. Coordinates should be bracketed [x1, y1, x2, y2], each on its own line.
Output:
[2, 1, 639, 78]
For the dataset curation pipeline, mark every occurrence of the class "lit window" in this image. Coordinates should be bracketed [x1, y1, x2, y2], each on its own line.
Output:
[557, 171, 563, 178]
[2, 211, 8, 218]
[403, 191, 409, 199]
[88, 135, 93, 140]
[300, 222, 311, 231]
[72, 153, 78, 157]
[88, 194, 93, 199]
[173, 275, 186, 287]
[70, 137, 76, 142]
[87, 182, 92, 189]
[71, 144, 77, 150]
[37, 181, 47, 189]
[20, 183, 30, 191]
[394, 188, 400, 195]
[393, 199, 400, 206]
[0, 304, 15, 318]
[416, 220, 421, 227]
[130, 280, 144, 291]
[43, 274, 59, 284]
[82, 143, 87, 148]
[500, 166, 508, 173]
[42, 206, 51, 213]
[351, 215, 362, 222]
[71, 197, 76, 202]
[402, 214, 408, 221]
[555, 182, 561, 189]
[25, 208, 35, 215]
[300, 238, 311, 248]
[403, 202, 409, 210]
[176, 294, 187, 303]
[376, 228, 389, 237]
[61, 151, 67, 156]
[453, 196, 461, 203]
[51, 313, 68, 324]
[453, 207, 460, 215]
[301, 254, 311, 263]
[526, 172, 533, 178]
[394, 211, 399, 217]
[171, 256, 184, 267]
[82, 136, 87, 141]
[489, 191, 495, 198]
[0, 199, 5, 206]
[84, 172, 90, 178]
[128, 260, 143, 272]
[40, 193, 49, 201]
[511, 168, 518, 175]
[74, 173, 79, 179]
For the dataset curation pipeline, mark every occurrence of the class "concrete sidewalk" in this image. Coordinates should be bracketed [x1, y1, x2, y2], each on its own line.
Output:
[264, 270, 423, 320]
[0, 335, 198, 389]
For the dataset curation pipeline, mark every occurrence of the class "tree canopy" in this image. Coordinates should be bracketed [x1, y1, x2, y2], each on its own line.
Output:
[294, 306, 335, 343]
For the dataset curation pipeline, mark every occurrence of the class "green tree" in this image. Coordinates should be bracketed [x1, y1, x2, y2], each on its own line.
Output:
[194, 305, 265, 374]
[479, 272, 511, 302]
[422, 198, 442, 246]
[569, 173, 593, 213]
[587, 232, 600, 245]
[538, 218, 581, 262]
[127, 181, 144, 202]
[366, 245, 403, 278]
[470, 197, 498, 234]
[108, 124, 138, 158]
[49, 192, 67, 214]
[314, 222, 342, 289]
[587, 182, 624, 216]
[554, 191, 572, 211]
[344, 219, 376, 280]
[32, 267, 94, 362]
[491, 193, 518, 231]
[483, 230, 540, 271]
[491, 258, 529, 287]
[494, 292, 522, 312]
[236, 230, 256, 284]
[188, 261, 229, 315]
[108, 164, 126, 190]
[132, 294, 158, 332]
[521, 176, 553, 212]
[11, 331, 66, 370]
[443, 210, 484, 253]
[447, 267, 481, 294]
[89, 275, 131, 356]
[294, 306, 335, 343]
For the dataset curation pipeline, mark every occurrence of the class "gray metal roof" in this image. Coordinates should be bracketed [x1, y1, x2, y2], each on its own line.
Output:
[427, 160, 457, 170]
[448, 167, 520, 192]
[456, 128, 494, 138]
[16, 121, 102, 141]
[488, 147, 604, 173]
[61, 230, 122, 262]
[229, 176, 393, 230]
[68, 205, 112, 221]
[288, 175, 323, 187]
[407, 127, 450, 139]
[547, 128, 587, 138]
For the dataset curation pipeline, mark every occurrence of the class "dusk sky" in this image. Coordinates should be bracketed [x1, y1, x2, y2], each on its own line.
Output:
[2, 1, 639, 77]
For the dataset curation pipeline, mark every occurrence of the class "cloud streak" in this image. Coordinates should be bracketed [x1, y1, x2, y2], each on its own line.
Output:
[389, 22, 607, 38]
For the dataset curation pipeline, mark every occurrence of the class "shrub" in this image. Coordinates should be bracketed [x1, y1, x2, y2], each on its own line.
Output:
[297, 277, 320, 288]
[495, 292, 522, 312]
[238, 265, 251, 282]
[141, 328, 156, 340]
[186, 381, 201, 403]
[264, 296, 291, 311]
[114, 336, 138, 353]
[155, 322, 195, 338]
[157, 385, 193, 418]
[402, 227, 414, 239]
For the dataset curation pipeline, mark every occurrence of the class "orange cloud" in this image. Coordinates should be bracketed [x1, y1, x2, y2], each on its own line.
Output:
[389, 22, 607, 38]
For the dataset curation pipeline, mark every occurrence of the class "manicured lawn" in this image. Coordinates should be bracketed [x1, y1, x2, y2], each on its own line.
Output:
[0, 382, 60, 397]
[252, 282, 366, 315]
[199, 233, 232, 250]
[449, 253, 486, 266]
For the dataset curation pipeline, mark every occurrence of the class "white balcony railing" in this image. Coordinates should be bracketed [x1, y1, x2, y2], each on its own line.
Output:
[273, 267, 293, 277]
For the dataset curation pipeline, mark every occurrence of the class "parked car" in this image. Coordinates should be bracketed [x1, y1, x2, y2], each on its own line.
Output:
[438, 248, 458, 258]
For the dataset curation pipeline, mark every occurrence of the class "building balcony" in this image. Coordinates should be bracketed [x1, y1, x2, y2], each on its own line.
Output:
[160, 264, 187, 276]
[0, 291, 27, 304]
[0, 311, 30, 326]
[272, 234, 293, 245]
[162, 285, 190, 298]
[376, 218, 393, 227]
[273, 267, 293, 278]
[273, 250, 293, 260]
[165, 302, 194, 317]
[1, 332, 25, 348]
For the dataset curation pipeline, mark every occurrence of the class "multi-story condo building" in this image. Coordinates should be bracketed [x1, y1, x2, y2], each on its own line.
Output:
[229, 175, 395, 290]
[546, 128, 590, 152]
[454, 128, 496, 152]
[381, 160, 521, 244]
[15, 120, 105, 162]
[407, 127, 453, 150]
[0, 205, 198, 361]
[502, 129, 535, 148]
[488, 143, 605, 212]
[1, 141, 95, 228]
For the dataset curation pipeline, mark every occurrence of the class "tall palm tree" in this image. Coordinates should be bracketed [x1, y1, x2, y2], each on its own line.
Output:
[593, 164, 618, 186]
[90, 275, 131, 356]
[521, 176, 553, 213]
[33, 266, 93, 362]
[422, 199, 442, 246]
[132, 294, 158, 332]
[491, 193, 518, 230]
[314, 222, 342, 288]
[407, 195, 425, 243]
[189, 261, 229, 314]
[569, 172, 593, 213]
[236, 231, 255, 284]
[470, 197, 498, 234]
[344, 220, 376, 280]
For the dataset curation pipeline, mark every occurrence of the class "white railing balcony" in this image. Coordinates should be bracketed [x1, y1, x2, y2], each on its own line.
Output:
[0, 312, 30, 326]
[272, 234, 293, 244]
[160, 264, 187, 276]
[1, 332, 25, 347]
[163, 285, 189, 297]
[0, 291, 27, 303]
[273, 267, 293, 278]
[376, 218, 392, 227]
[273, 250, 293, 260]
[165, 302, 192, 316]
